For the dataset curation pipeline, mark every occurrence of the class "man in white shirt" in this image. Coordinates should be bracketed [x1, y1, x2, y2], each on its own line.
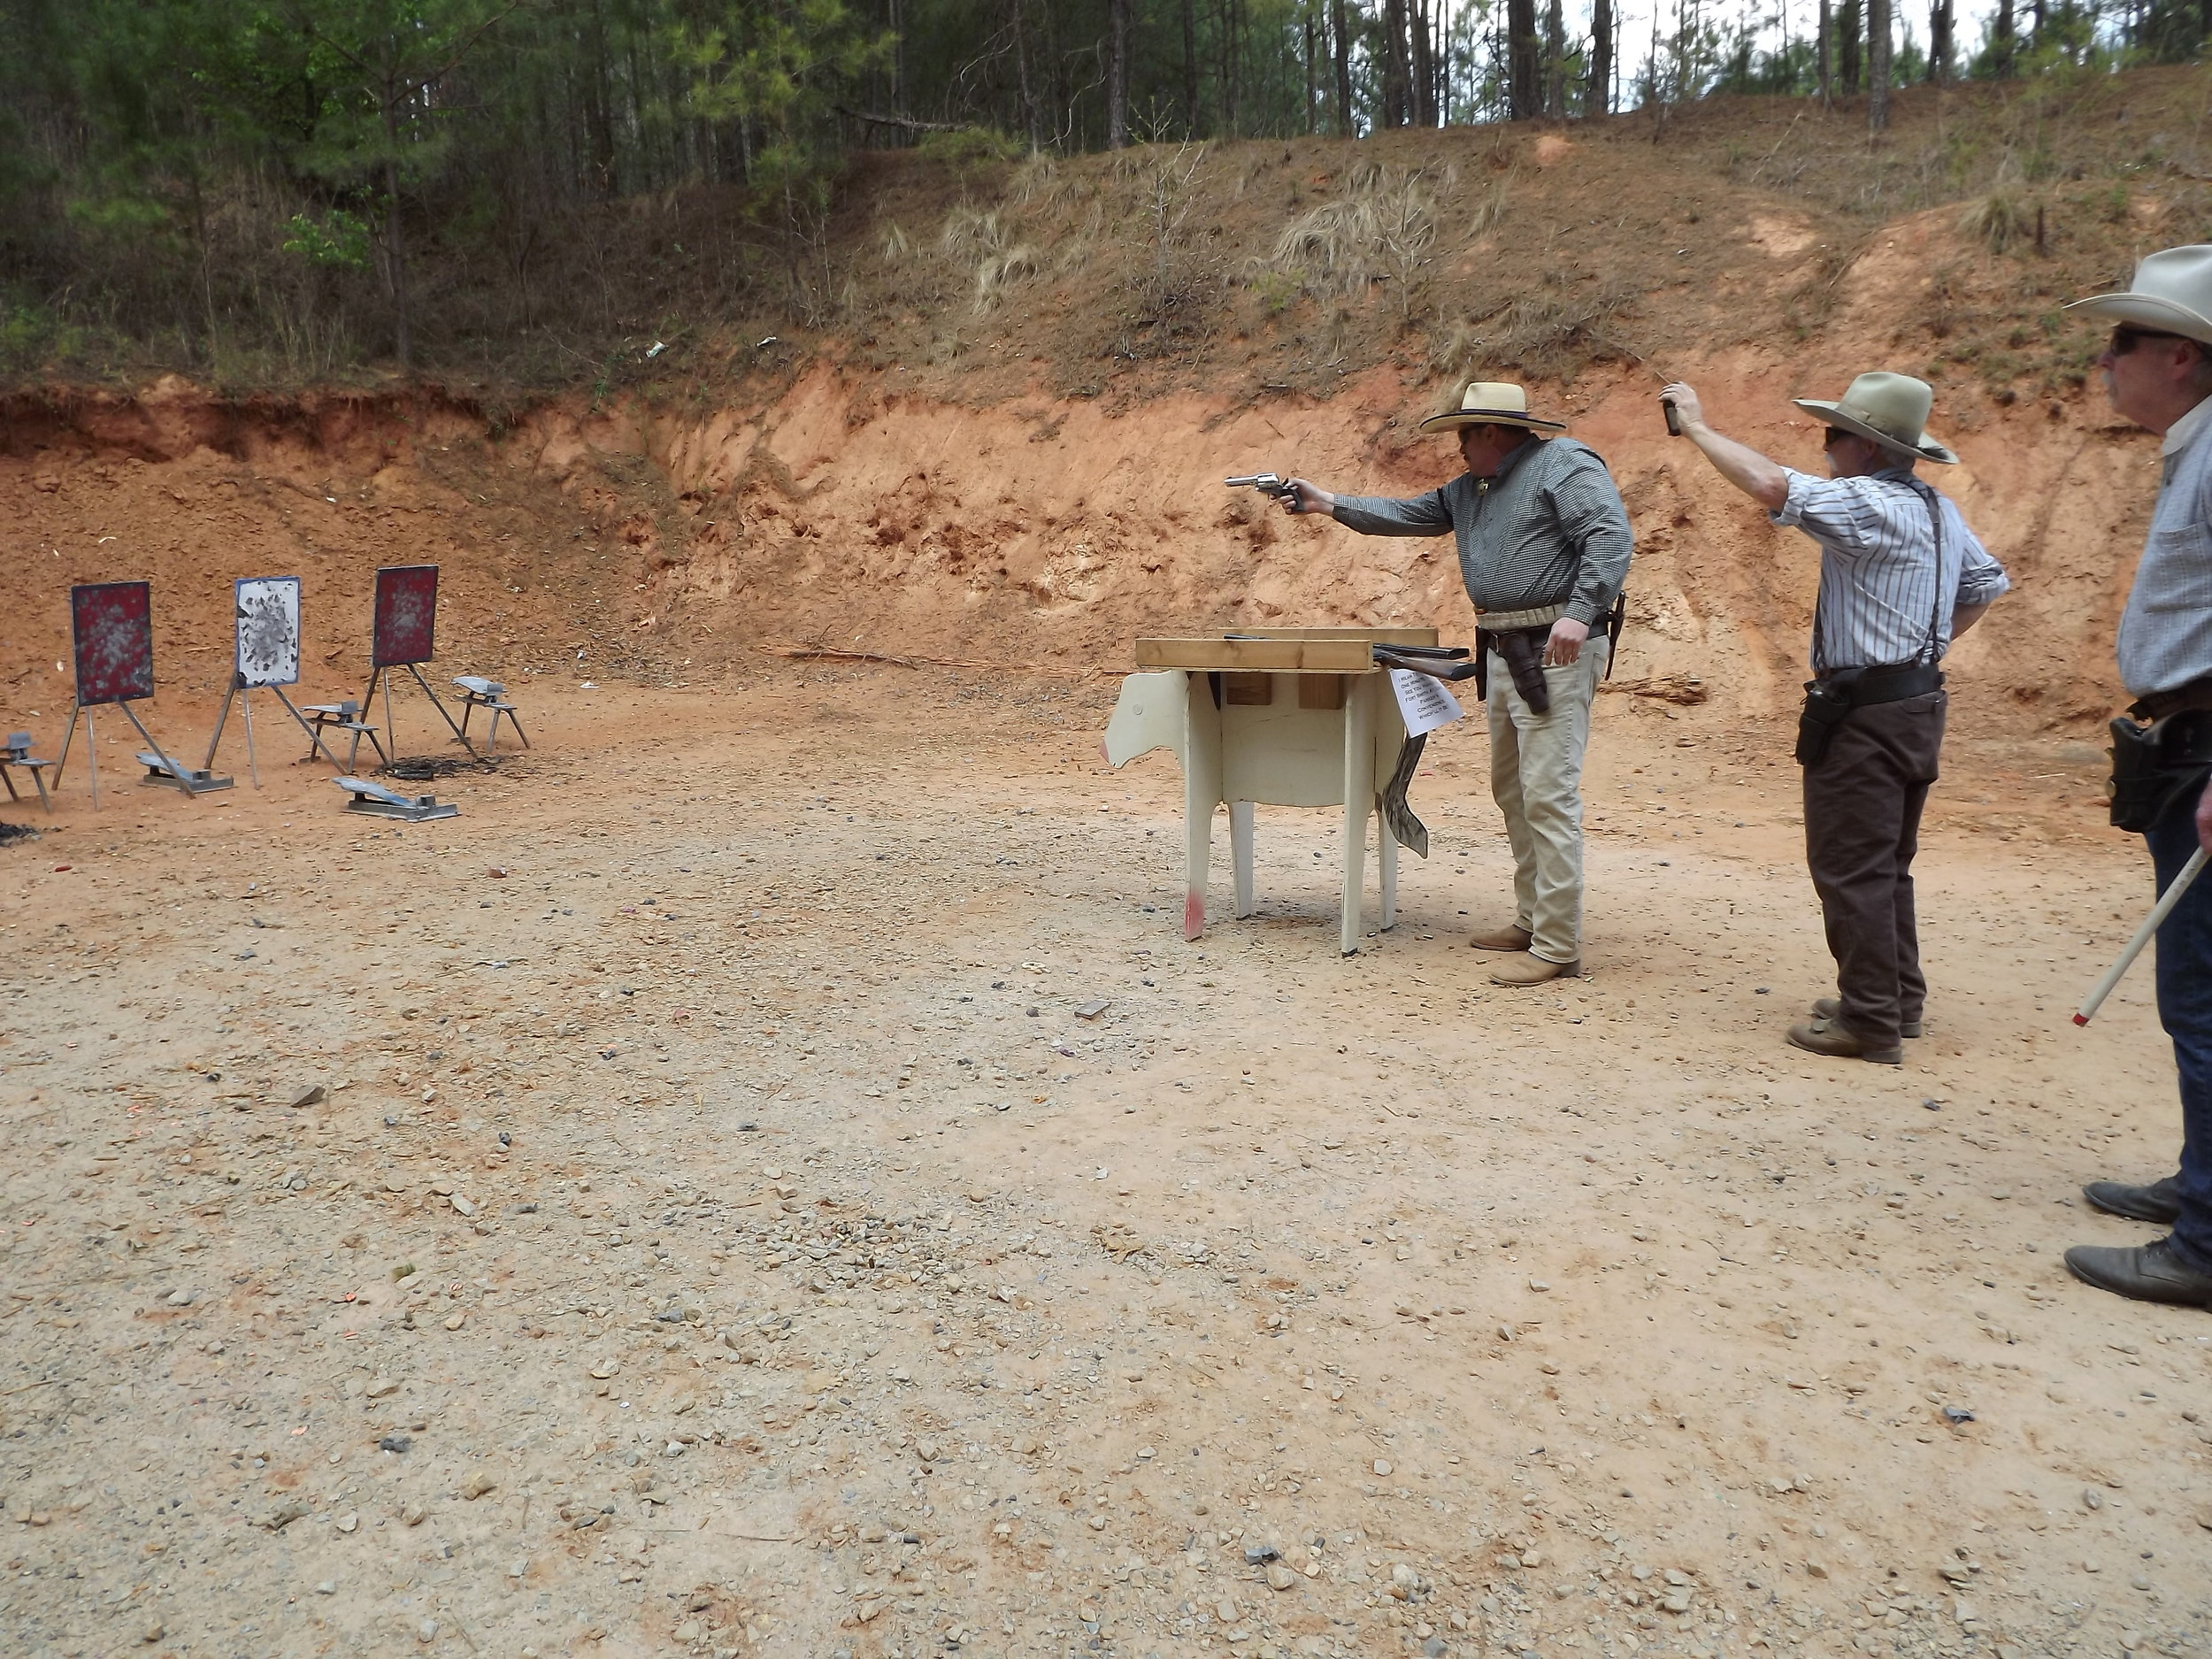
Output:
[1658, 373, 2008, 1065]
[2058, 246, 2212, 1311]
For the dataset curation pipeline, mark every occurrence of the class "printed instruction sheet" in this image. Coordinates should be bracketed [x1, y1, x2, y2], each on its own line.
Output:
[1388, 668, 1464, 738]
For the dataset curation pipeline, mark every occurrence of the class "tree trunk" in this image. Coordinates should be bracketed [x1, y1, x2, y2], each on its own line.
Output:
[1928, 0, 1952, 81]
[1330, 0, 1354, 132]
[892, 0, 907, 118]
[1220, 0, 1240, 135]
[1183, 0, 1202, 136]
[1816, 0, 1832, 104]
[1508, 0, 1540, 119]
[1544, 0, 1565, 115]
[380, 106, 411, 373]
[1010, 0, 1037, 148]
[586, 0, 617, 196]
[1433, 0, 1448, 121]
[1381, 0, 1412, 127]
[1409, 0, 1437, 125]
[1838, 0, 1862, 93]
[1991, 0, 2016, 72]
[1866, 0, 1891, 131]
[1303, 7, 1317, 134]
[1589, 0, 1614, 115]
[1107, 0, 1130, 146]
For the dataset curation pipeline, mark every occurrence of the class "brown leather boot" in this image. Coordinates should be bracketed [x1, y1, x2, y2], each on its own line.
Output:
[1489, 952, 1579, 986]
[1812, 996, 1922, 1040]
[1467, 923, 1532, 952]
[1786, 1017, 1902, 1066]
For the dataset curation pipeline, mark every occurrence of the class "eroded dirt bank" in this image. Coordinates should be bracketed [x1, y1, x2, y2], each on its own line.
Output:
[0, 318, 2170, 752]
[0, 672, 2208, 1659]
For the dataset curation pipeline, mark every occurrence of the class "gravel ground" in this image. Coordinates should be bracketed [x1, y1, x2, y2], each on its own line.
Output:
[2, 671, 2207, 1659]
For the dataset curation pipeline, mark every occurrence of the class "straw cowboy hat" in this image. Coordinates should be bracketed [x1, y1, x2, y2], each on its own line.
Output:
[1793, 371, 1959, 465]
[1418, 380, 1567, 435]
[2064, 244, 2212, 345]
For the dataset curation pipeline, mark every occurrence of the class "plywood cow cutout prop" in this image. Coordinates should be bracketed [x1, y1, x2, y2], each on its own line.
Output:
[1104, 628, 1454, 955]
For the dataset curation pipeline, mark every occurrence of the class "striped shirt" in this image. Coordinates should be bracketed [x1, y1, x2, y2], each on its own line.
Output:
[2119, 391, 2212, 696]
[1771, 466, 2010, 672]
[1331, 435, 1633, 625]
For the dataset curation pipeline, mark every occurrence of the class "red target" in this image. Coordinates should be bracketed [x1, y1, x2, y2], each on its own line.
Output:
[71, 581, 155, 706]
[373, 565, 440, 666]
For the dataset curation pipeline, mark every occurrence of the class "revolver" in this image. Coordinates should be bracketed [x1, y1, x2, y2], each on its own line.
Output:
[1225, 472, 1302, 509]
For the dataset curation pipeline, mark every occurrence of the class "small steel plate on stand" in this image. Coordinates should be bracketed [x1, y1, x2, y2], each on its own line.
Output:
[334, 776, 459, 822]
[136, 751, 234, 794]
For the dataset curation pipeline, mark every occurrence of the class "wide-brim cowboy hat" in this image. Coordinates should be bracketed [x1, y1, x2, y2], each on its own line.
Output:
[1793, 370, 1958, 465]
[2063, 244, 2212, 346]
[1417, 379, 1567, 434]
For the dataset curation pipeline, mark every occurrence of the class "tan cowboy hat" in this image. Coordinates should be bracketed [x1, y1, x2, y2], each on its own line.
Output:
[2063, 244, 2212, 346]
[1792, 371, 1958, 465]
[1417, 379, 1567, 435]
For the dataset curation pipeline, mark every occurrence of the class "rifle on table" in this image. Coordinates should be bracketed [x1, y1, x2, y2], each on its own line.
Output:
[1371, 643, 1479, 683]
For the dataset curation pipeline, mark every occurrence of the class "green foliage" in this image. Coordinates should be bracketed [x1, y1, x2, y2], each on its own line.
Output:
[281, 207, 373, 268]
[671, 0, 895, 211]
[2, 0, 2206, 383]
[1249, 267, 1301, 315]
[0, 298, 90, 373]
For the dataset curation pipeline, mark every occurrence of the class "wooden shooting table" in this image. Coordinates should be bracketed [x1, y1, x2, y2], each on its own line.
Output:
[1107, 627, 1438, 955]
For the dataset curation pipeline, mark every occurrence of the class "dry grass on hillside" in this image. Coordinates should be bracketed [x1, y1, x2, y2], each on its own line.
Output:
[12, 66, 2209, 411]
[707, 65, 2212, 417]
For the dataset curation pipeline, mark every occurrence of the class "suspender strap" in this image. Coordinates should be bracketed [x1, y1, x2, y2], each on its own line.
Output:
[1812, 477, 1949, 674]
[1901, 478, 1948, 666]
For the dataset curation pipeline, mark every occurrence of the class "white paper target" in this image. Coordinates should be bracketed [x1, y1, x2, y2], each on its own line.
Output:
[234, 576, 303, 688]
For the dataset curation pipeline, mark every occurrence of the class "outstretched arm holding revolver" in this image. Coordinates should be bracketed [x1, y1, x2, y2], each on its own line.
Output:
[1267, 421, 1594, 667]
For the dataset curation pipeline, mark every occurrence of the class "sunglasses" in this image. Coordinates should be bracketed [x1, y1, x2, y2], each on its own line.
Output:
[2110, 325, 2189, 355]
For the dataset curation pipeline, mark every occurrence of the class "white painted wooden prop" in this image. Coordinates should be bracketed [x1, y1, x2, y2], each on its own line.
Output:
[1104, 629, 1438, 955]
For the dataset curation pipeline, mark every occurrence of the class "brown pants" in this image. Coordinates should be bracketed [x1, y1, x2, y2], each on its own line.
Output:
[1801, 690, 1947, 1050]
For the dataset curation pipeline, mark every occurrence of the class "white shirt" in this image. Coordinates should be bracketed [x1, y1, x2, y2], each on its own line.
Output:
[1771, 466, 2011, 672]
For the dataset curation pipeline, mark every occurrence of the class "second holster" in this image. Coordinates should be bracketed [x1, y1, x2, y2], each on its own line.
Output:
[2109, 706, 2212, 833]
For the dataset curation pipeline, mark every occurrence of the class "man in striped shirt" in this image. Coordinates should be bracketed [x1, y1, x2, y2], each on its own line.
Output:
[2059, 245, 2212, 1311]
[1661, 373, 2009, 1064]
[1283, 380, 1633, 985]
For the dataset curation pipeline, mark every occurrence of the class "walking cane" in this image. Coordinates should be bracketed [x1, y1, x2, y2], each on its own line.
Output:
[2074, 846, 2208, 1025]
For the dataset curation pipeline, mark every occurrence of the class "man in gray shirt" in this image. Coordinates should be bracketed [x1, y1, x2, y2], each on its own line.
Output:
[1283, 380, 1632, 985]
[2059, 245, 2212, 1312]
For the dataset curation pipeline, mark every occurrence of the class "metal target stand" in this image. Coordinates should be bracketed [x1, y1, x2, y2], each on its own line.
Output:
[203, 576, 341, 786]
[52, 580, 230, 807]
[203, 674, 343, 787]
[363, 661, 478, 762]
[365, 565, 478, 763]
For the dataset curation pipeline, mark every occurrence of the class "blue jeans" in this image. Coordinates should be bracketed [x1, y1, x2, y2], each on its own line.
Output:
[2147, 784, 2212, 1272]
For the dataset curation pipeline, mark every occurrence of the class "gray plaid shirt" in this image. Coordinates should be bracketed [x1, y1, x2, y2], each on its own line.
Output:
[2121, 393, 2212, 697]
[1331, 435, 1633, 626]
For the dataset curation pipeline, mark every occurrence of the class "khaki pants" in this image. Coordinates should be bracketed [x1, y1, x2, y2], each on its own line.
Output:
[1486, 635, 1607, 964]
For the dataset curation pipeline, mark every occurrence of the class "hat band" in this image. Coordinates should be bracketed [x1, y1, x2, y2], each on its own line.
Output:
[1440, 407, 1555, 425]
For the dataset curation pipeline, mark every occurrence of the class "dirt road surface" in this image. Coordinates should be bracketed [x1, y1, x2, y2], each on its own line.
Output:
[2, 672, 2208, 1659]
